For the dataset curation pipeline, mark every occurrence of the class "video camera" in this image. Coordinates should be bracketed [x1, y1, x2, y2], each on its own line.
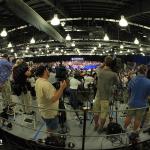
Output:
[111, 58, 123, 73]
[53, 64, 68, 90]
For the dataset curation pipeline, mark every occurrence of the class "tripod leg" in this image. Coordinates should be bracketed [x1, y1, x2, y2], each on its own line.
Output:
[75, 111, 82, 124]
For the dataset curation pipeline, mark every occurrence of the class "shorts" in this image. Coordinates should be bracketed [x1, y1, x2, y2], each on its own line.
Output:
[127, 107, 146, 121]
[42, 116, 58, 130]
[93, 100, 109, 119]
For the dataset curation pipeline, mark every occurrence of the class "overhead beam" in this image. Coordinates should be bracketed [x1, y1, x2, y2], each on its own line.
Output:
[63, 0, 125, 5]
[41, 0, 68, 18]
[121, 0, 150, 18]
[6, 0, 64, 42]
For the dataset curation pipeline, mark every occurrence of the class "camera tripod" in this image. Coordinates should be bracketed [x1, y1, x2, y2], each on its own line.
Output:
[58, 95, 69, 134]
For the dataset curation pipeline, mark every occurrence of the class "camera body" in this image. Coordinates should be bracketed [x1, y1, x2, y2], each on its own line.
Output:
[111, 58, 123, 73]
[53, 65, 68, 90]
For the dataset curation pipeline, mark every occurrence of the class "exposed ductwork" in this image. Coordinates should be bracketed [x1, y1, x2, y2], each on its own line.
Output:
[6, 0, 64, 42]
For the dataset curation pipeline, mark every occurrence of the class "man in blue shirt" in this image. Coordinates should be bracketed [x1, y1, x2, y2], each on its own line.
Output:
[124, 65, 150, 133]
[0, 54, 12, 89]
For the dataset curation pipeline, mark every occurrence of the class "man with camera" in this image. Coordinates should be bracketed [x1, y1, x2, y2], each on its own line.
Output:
[35, 65, 67, 137]
[93, 56, 118, 133]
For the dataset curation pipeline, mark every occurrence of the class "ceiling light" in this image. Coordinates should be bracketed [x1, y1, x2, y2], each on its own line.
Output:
[8, 42, 12, 48]
[94, 47, 97, 50]
[56, 47, 59, 51]
[46, 44, 49, 48]
[61, 49, 64, 52]
[0, 28, 7, 37]
[127, 49, 130, 52]
[39, 48, 41, 51]
[98, 43, 102, 48]
[30, 37, 35, 44]
[10, 48, 14, 53]
[71, 41, 75, 47]
[120, 51, 123, 54]
[119, 15, 128, 27]
[134, 38, 139, 45]
[47, 50, 50, 53]
[77, 49, 80, 53]
[66, 34, 71, 41]
[140, 47, 143, 51]
[51, 14, 60, 26]
[143, 35, 147, 38]
[14, 53, 17, 57]
[26, 46, 29, 50]
[25, 49, 28, 53]
[41, 52, 44, 55]
[61, 22, 65, 27]
[103, 34, 109, 41]
[141, 52, 145, 56]
[120, 44, 124, 49]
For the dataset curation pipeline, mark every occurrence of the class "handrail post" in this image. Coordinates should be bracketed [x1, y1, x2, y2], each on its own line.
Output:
[82, 108, 87, 150]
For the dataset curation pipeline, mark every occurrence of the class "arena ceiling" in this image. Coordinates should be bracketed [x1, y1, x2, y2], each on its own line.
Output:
[0, 0, 150, 57]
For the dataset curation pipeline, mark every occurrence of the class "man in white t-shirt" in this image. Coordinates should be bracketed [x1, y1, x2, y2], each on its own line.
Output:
[35, 65, 66, 137]
[84, 74, 94, 89]
[69, 75, 81, 109]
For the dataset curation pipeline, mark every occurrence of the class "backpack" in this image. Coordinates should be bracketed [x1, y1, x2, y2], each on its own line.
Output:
[106, 122, 123, 134]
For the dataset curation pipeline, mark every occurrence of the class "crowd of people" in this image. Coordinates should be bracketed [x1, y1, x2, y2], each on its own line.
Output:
[0, 54, 150, 140]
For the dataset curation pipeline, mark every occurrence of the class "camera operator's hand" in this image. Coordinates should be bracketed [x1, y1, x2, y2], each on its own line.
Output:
[60, 80, 67, 90]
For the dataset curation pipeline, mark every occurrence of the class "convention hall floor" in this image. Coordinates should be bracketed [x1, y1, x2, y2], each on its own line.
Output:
[1, 93, 150, 150]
